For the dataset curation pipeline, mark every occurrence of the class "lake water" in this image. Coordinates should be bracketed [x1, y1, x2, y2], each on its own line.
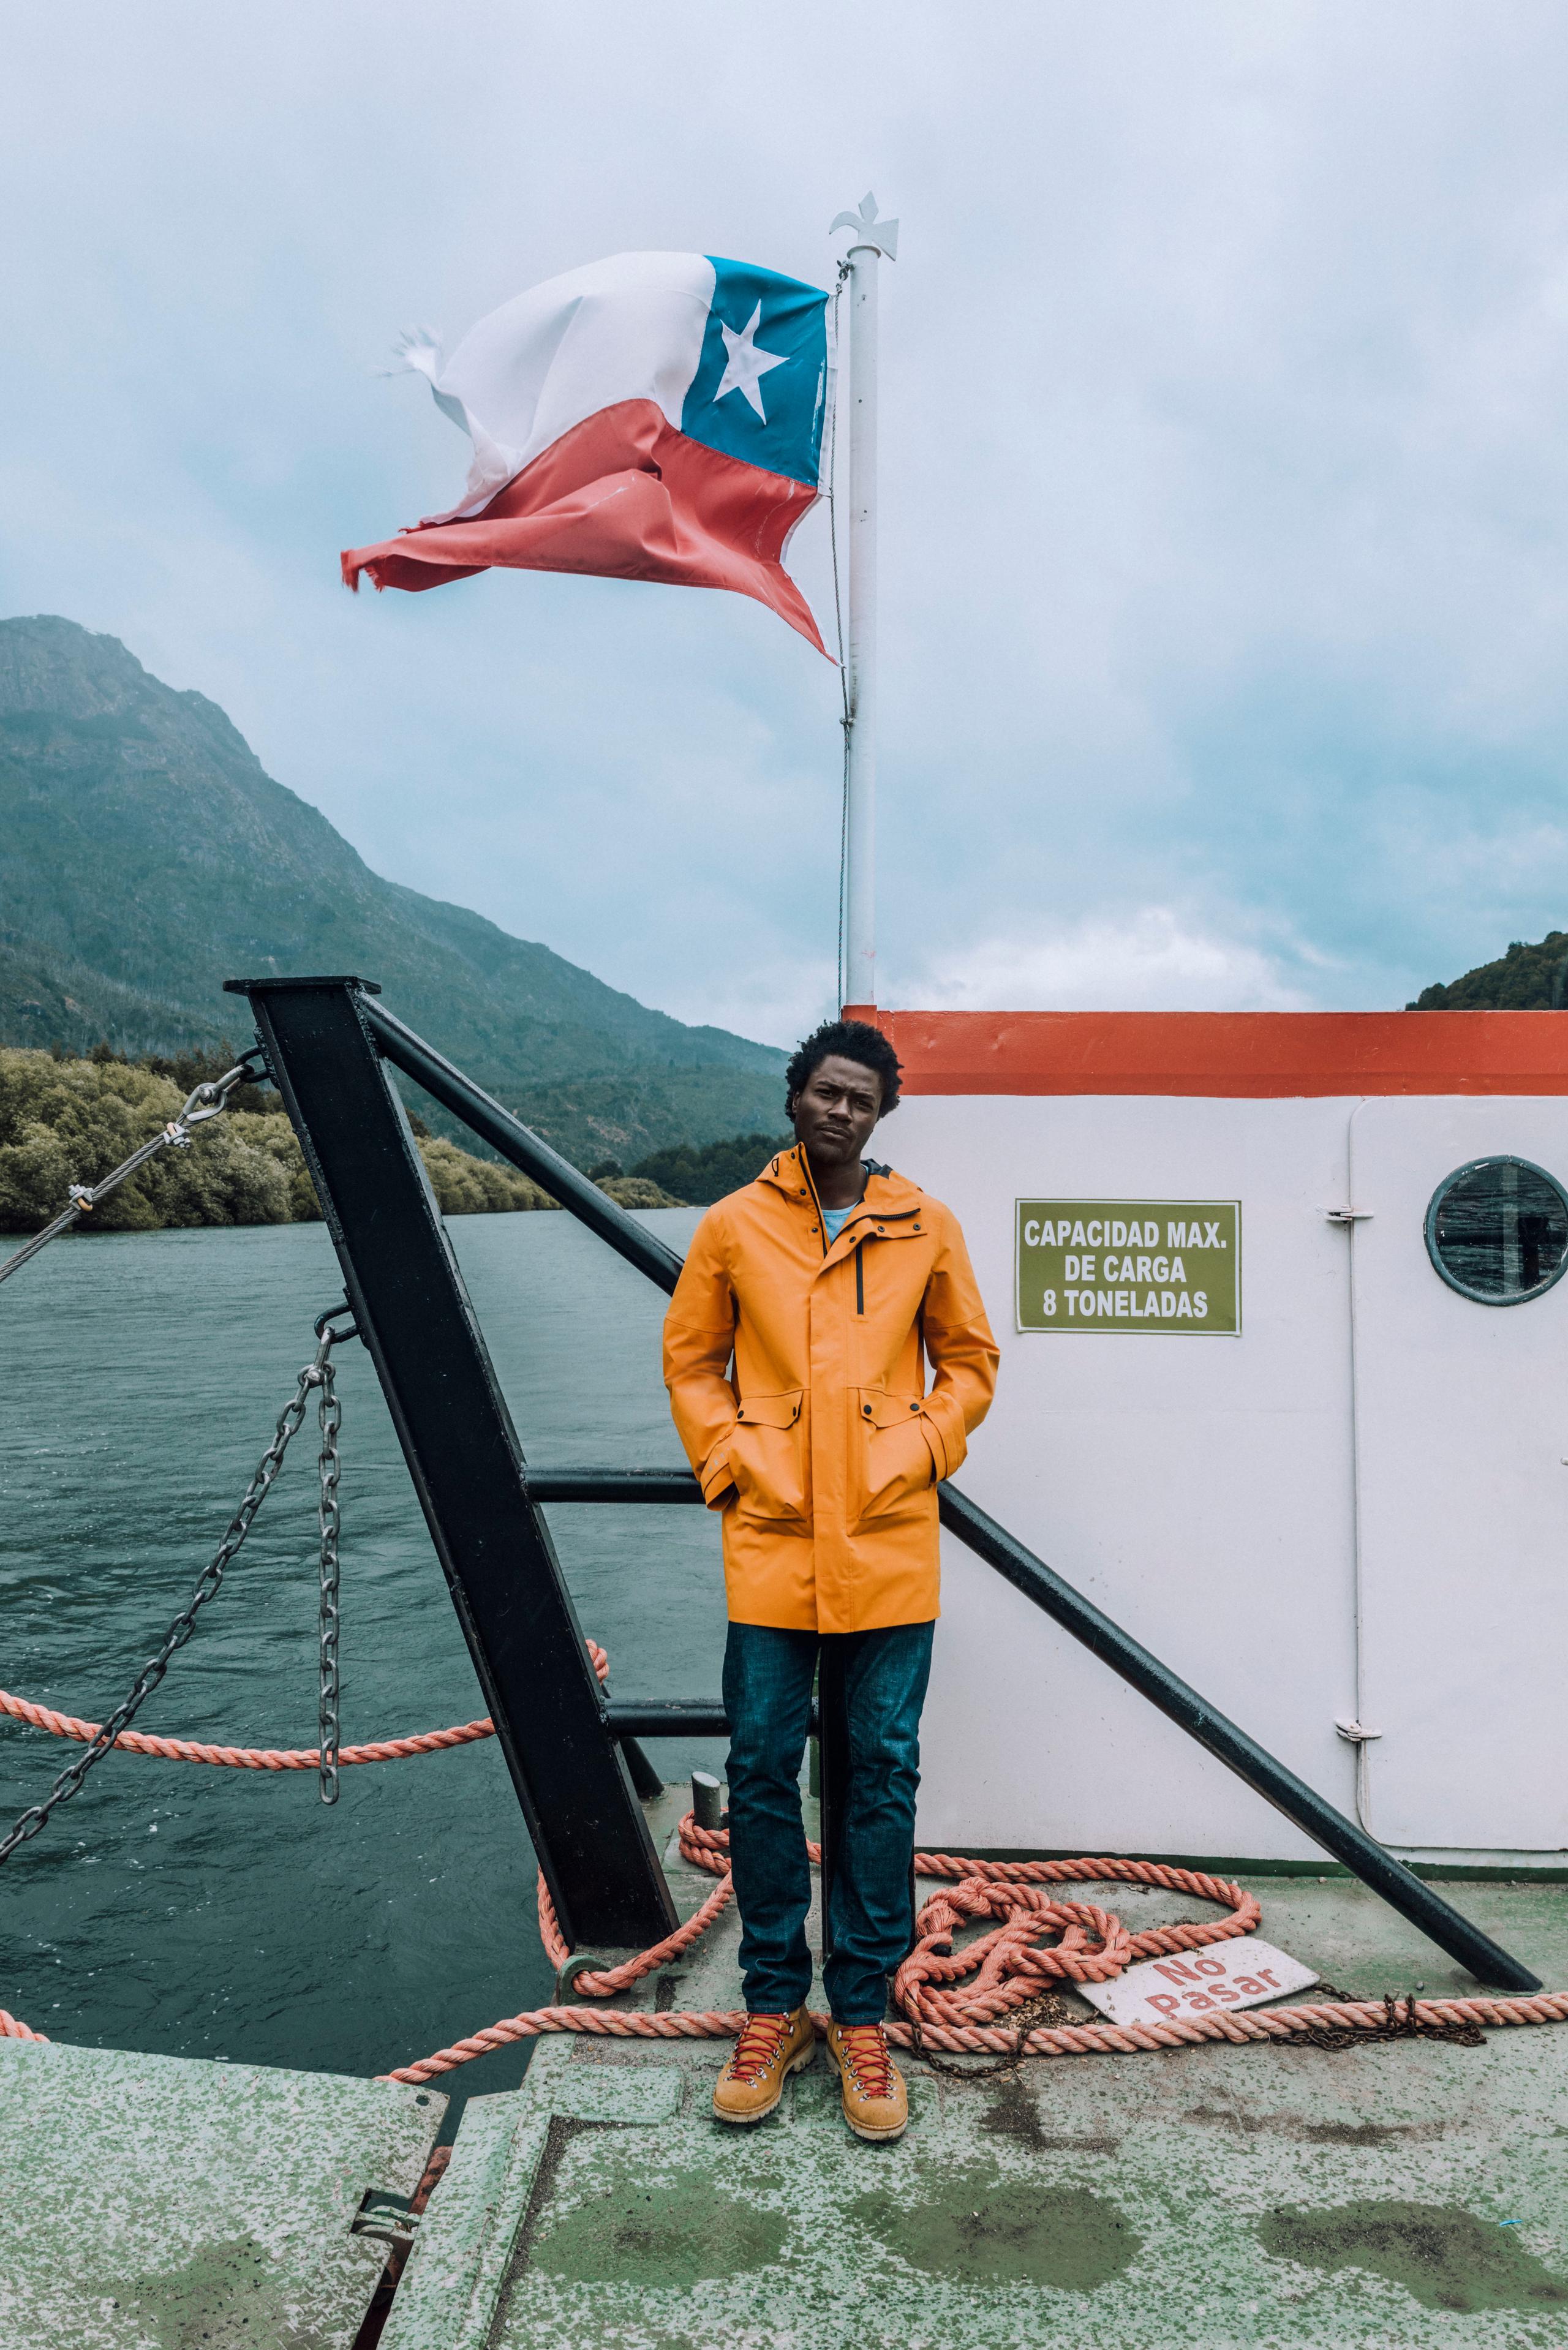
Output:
[0, 1208, 725, 2122]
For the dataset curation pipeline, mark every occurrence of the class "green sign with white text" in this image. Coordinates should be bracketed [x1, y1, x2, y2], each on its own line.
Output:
[1015, 1200, 1241, 1335]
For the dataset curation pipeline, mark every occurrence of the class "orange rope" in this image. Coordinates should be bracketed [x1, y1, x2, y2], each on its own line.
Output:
[0, 1645, 609, 1772]
[0, 1642, 616, 2047]
[7, 1646, 1567, 2077]
[0, 1689, 496, 1769]
[380, 1817, 1568, 2085]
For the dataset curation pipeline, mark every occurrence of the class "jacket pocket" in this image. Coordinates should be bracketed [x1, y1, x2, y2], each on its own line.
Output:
[729, 1390, 807, 1521]
[853, 1388, 936, 1524]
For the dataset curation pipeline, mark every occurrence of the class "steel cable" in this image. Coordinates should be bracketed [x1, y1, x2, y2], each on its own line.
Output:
[0, 1053, 263, 1288]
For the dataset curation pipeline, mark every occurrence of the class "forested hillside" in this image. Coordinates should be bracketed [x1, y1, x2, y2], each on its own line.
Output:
[0, 1045, 679, 1233]
[0, 617, 788, 1167]
[1408, 932, 1568, 1010]
[629, 1131, 793, 1203]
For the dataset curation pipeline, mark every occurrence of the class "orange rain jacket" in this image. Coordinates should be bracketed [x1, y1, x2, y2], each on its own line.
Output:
[662, 1144, 1000, 1632]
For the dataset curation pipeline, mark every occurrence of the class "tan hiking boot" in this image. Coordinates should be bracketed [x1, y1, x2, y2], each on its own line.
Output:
[712, 2006, 816, 2125]
[826, 2020, 909, 2142]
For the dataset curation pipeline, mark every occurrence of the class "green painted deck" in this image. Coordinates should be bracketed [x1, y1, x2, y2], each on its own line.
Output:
[0, 2036, 443, 2349]
[381, 1815, 1568, 2350]
[13, 1798, 1568, 2348]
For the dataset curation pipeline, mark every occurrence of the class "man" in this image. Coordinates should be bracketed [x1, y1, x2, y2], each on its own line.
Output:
[663, 1017, 999, 2142]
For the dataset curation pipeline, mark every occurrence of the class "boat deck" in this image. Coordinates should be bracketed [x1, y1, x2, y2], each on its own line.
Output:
[9, 1794, 1568, 2348]
[0, 2032, 442, 2348]
[380, 1807, 1568, 2350]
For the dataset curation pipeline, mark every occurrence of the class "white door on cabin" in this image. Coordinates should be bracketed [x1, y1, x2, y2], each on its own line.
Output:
[1349, 1095, 1568, 1853]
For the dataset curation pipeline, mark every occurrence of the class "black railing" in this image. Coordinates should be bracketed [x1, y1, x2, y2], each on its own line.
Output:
[232, 977, 679, 1951]
[355, 991, 1545, 1994]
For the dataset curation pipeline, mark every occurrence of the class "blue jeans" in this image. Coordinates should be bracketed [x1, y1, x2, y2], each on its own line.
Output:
[722, 1619, 935, 2025]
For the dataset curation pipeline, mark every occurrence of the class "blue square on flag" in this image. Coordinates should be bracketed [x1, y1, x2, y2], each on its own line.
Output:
[680, 258, 830, 489]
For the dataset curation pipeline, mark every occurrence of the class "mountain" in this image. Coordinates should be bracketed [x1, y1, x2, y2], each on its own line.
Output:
[0, 617, 788, 1166]
[1408, 931, 1568, 1011]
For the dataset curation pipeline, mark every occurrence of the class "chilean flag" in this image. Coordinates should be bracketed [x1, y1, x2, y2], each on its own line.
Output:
[342, 252, 831, 653]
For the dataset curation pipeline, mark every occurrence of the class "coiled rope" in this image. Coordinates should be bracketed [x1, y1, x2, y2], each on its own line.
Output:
[6, 1645, 1568, 2076]
[376, 1817, 1568, 2087]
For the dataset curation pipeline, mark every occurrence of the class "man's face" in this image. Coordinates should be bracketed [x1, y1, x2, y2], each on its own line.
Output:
[790, 1055, 883, 1176]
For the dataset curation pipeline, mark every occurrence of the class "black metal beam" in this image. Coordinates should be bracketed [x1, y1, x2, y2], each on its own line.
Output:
[550, 1460, 1540, 1986]
[530, 1471, 703, 1505]
[350, 999, 1541, 1990]
[609, 1703, 732, 1739]
[228, 976, 676, 1949]
[362, 998, 687, 1295]
[938, 1486, 1541, 1992]
[617, 1736, 666, 1802]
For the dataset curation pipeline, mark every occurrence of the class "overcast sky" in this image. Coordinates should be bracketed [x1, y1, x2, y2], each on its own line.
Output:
[6, 3, 1568, 1045]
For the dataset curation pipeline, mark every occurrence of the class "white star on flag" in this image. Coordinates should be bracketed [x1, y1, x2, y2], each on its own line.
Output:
[713, 302, 788, 418]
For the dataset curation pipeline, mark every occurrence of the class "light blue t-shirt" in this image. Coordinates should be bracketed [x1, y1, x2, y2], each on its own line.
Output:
[822, 1203, 854, 1246]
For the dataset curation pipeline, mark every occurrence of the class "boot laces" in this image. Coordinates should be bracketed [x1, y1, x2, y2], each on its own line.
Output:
[838, 2024, 895, 2098]
[730, 2011, 791, 2084]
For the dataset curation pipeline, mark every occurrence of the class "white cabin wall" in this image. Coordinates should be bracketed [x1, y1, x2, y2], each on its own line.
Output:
[890, 1092, 1361, 1859]
[890, 1088, 1568, 1862]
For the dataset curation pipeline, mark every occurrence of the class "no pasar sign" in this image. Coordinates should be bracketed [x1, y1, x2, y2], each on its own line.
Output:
[1077, 1938, 1319, 2029]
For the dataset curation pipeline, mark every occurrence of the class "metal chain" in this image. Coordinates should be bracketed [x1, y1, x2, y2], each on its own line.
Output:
[317, 1350, 344, 1805]
[0, 1050, 266, 1289]
[0, 1314, 353, 1864]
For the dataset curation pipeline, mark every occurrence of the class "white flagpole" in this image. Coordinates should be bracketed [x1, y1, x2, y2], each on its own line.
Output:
[831, 194, 897, 1012]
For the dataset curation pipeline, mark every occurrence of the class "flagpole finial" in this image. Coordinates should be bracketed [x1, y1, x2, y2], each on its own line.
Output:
[830, 191, 898, 260]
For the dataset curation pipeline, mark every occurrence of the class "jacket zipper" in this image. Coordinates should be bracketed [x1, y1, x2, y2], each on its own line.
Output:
[799, 1153, 829, 1257]
[794, 1148, 918, 1262]
[799, 1150, 878, 1260]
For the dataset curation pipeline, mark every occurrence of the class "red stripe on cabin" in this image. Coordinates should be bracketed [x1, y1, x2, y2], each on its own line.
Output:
[838, 1009, 1568, 1098]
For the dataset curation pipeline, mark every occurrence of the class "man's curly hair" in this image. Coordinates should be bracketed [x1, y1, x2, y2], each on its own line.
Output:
[784, 1019, 902, 1118]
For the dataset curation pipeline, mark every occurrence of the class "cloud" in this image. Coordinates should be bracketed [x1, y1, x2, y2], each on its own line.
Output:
[652, 951, 842, 1055]
[5, 1, 1568, 1047]
[899, 909, 1316, 1015]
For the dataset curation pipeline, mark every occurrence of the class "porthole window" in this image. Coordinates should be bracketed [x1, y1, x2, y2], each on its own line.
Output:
[1425, 1156, 1568, 1305]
